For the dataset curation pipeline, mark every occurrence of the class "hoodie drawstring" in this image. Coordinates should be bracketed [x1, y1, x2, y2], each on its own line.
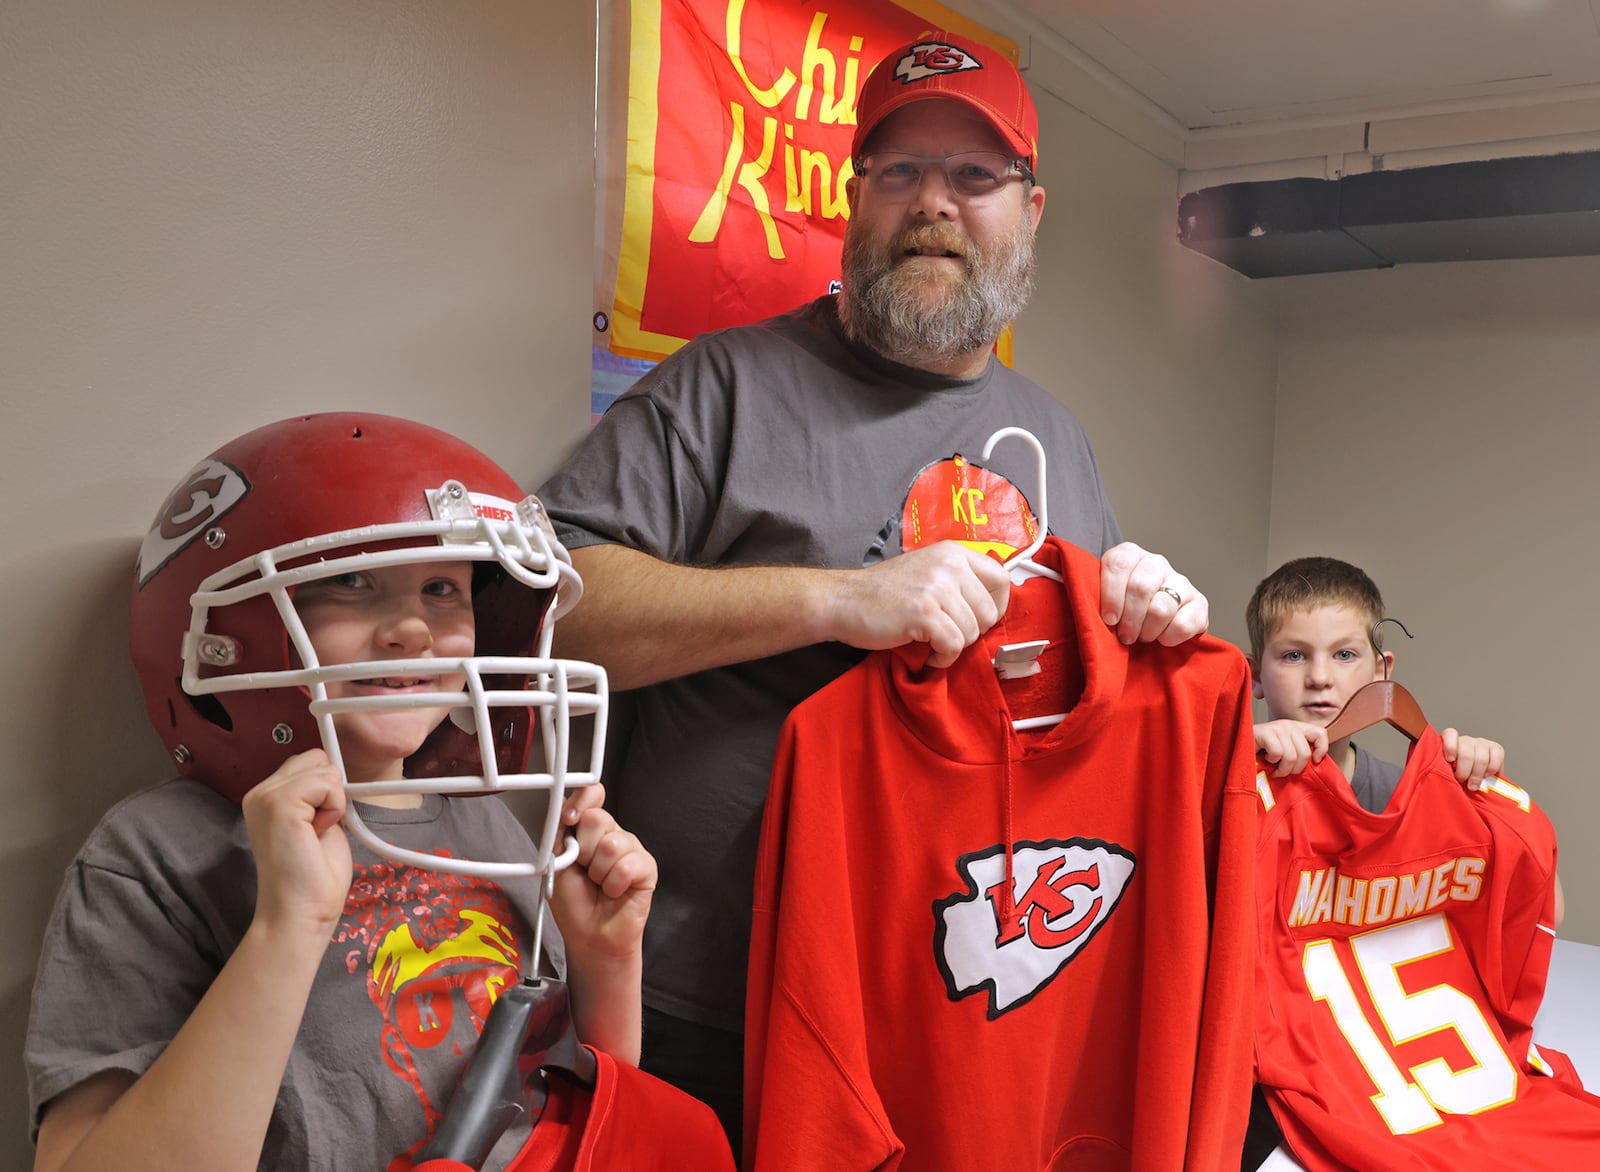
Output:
[997, 707, 1020, 939]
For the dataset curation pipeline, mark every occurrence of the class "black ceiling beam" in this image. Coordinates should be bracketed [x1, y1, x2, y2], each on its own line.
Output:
[1177, 150, 1600, 278]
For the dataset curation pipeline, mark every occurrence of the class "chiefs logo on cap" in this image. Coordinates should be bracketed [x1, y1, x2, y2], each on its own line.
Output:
[863, 454, 1039, 567]
[892, 40, 984, 85]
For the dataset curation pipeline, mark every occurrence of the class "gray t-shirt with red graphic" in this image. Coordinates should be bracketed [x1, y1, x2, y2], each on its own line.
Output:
[26, 779, 563, 1170]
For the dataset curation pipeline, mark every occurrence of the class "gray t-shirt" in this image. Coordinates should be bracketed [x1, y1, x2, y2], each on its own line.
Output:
[1349, 743, 1404, 813]
[538, 294, 1121, 1030]
[26, 779, 564, 1170]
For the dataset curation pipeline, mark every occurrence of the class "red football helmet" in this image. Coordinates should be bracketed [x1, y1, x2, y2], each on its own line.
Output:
[129, 412, 606, 878]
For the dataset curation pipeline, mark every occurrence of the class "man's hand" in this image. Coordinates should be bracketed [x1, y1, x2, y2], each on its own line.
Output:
[241, 749, 353, 943]
[1099, 542, 1208, 646]
[1255, 719, 1330, 778]
[826, 541, 1012, 669]
[1439, 728, 1506, 789]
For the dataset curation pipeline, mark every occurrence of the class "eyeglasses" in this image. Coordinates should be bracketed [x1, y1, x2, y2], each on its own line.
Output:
[854, 151, 1035, 199]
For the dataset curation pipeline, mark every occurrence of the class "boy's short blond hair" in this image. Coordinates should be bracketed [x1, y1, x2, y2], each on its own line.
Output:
[1245, 556, 1386, 663]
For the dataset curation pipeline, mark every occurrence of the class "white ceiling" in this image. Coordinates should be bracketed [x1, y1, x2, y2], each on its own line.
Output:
[1002, 0, 1600, 132]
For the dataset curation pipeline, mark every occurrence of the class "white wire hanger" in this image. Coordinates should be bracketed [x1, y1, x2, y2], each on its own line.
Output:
[980, 427, 1062, 584]
[980, 426, 1068, 730]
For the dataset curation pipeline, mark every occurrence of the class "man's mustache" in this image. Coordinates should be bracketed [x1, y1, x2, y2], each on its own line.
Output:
[890, 225, 970, 260]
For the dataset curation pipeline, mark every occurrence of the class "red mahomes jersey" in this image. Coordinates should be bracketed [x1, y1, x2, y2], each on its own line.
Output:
[413, 1046, 734, 1172]
[745, 538, 1259, 1172]
[1254, 728, 1600, 1170]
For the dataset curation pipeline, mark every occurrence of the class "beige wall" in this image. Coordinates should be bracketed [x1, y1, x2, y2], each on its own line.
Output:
[1, 0, 593, 1161]
[1015, 39, 1280, 651]
[1270, 257, 1600, 947]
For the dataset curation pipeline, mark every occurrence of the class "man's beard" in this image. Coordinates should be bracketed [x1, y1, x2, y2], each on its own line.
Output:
[836, 215, 1037, 370]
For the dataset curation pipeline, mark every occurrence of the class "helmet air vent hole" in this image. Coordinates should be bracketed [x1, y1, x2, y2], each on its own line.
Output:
[182, 688, 234, 732]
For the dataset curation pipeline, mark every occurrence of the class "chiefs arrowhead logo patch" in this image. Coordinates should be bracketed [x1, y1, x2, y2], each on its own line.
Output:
[893, 41, 984, 85]
[136, 458, 250, 587]
[935, 837, 1136, 1018]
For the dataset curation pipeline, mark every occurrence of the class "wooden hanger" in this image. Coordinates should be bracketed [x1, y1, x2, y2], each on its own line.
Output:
[1324, 618, 1427, 743]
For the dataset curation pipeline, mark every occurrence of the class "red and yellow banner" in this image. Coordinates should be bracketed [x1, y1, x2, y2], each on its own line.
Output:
[612, 0, 1016, 363]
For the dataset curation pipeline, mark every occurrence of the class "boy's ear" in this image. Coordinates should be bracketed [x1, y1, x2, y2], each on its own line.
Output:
[1380, 649, 1396, 680]
[1247, 655, 1264, 699]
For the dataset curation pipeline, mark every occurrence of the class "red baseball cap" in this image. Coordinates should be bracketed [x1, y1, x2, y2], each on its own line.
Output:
[851, 32, 1039, 173]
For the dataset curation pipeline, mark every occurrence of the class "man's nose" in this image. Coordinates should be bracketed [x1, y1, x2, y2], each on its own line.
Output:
[907, 161, 960, 218]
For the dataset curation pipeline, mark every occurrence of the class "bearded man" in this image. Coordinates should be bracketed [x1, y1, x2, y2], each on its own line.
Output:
[535, 31, 1210, 1155]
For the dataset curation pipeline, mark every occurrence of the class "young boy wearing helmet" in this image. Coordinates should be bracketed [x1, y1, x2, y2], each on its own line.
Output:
[25, 414, 662, 1171]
